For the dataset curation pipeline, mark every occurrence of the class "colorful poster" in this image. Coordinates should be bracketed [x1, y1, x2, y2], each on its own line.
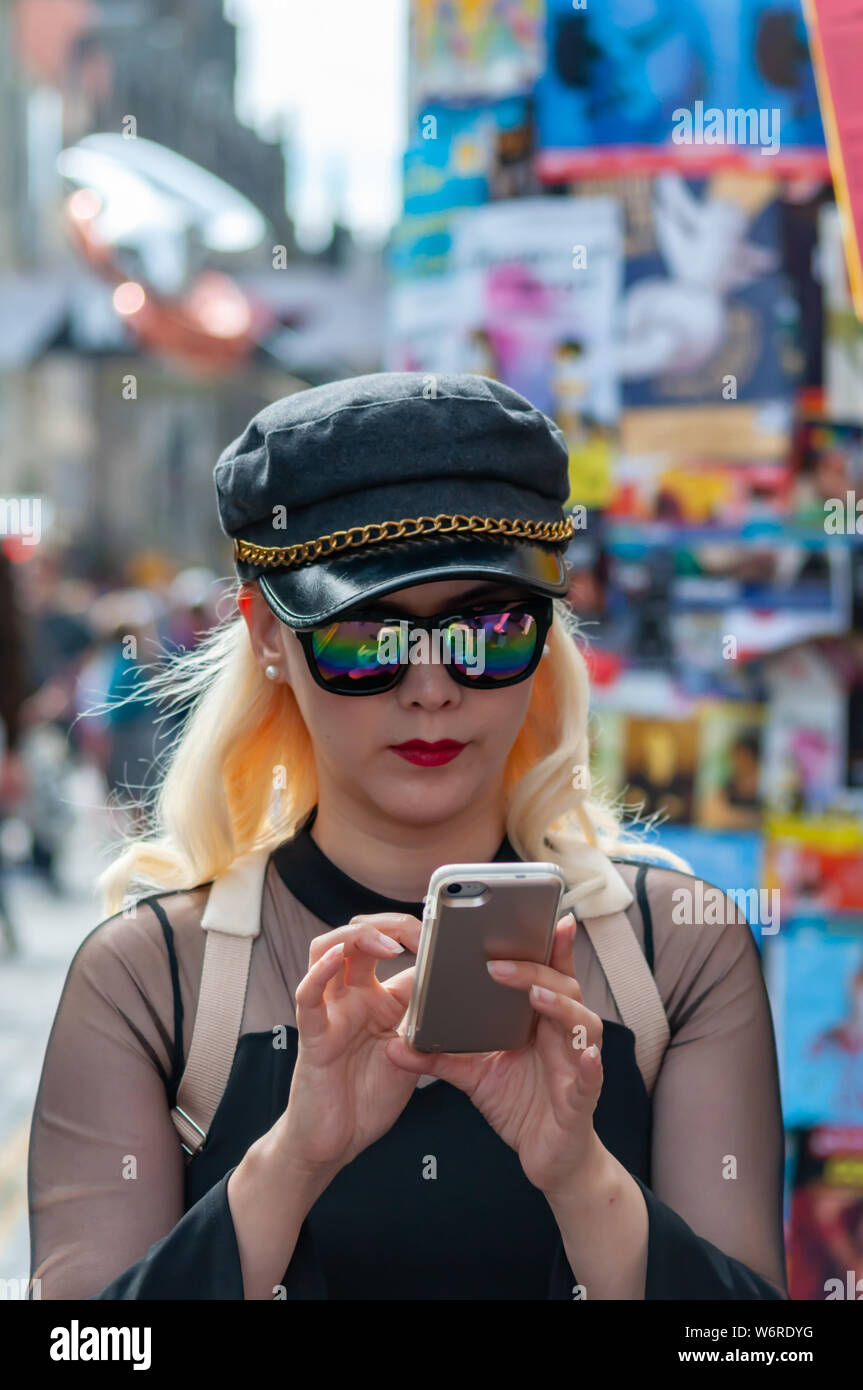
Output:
[448, 195, 622, 416]
[410, 0, 544, 106]
[667, 541, 852, 657]
[620, 401, 793, 462]
[535, 0, 827, 179]
[389, 98, 533, 280]
[616, 173, 795, 410]
[762, 645, 847, 813]
[787, 1126, 863, 1300]
[764, 815, 863, 914]
[768, 932, 863, 1126]
[608, 455, 791, 529]
[389, 198, 623, 450]
[695, 700, 765, 830]
[621, 715, 699, 825]
[819, 201, 863, 422]
[790, 418, 863, 525]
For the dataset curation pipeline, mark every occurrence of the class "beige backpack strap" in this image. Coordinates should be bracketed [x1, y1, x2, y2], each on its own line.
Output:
[579, 907, 669, 1096]
[171, 848, 271, 1158]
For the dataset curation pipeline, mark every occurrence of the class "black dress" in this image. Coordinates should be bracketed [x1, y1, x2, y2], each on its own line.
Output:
[27, 816, 788, 1299]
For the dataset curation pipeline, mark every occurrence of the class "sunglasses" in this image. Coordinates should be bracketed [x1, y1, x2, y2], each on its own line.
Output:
[294, 596, 553, 696]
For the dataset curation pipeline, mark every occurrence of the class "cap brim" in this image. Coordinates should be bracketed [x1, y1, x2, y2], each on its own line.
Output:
[257, 536, 569, 628]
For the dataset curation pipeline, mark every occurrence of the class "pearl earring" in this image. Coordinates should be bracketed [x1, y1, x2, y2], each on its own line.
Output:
[265, 664, 279, 681]
[542, 644, 550, 658]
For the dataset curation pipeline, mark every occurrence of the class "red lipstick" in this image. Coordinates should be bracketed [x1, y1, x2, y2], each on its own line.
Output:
[390, 739, 467, 767]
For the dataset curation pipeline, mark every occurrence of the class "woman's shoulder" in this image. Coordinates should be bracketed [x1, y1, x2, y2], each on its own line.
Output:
[69, 884, 213, 993]
[610, 854, 762, 1022]
[612, 854, 751, 928]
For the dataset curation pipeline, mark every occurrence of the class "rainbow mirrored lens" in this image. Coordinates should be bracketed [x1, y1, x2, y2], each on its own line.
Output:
[311, 621, 401, 685]
[450, 609, 538, 681]
[309, 607, 540, 688]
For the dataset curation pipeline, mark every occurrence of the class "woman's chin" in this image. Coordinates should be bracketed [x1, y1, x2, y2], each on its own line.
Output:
[368, 773, 485, 828]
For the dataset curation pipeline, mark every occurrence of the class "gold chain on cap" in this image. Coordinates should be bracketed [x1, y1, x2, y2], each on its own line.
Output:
[234, 513, 576, 570]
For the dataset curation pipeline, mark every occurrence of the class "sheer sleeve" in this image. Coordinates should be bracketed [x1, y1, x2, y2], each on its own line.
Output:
[27, 896, 244, 1299]
[643, 868, 787, 1297]
[547, 866, 788, 1300]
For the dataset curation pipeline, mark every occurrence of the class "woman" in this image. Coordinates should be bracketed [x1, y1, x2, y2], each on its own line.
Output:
[28, 373, 787, 1300]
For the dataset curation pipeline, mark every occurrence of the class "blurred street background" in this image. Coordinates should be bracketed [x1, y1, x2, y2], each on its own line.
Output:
[2, 0, 863, 1300]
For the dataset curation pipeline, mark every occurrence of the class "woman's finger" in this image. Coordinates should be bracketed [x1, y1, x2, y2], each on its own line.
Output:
[294, 941, 346, 1040]
[528, 987, 603, 1060]
[486, 954, 583, 1004]
[528, 989, 605, 1106]
[308, 914, 420, 970]
[574, 1041, 603, 1099]
[307, 922, 408, 989]
[548, 912, 578, 980]
[347, 912, 422, 954]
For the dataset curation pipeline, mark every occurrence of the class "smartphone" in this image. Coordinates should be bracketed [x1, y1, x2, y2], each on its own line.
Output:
[403, 861, 567, 1054]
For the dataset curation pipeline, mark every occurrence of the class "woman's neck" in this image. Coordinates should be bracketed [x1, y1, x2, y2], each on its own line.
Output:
[309, 799, 509, 903]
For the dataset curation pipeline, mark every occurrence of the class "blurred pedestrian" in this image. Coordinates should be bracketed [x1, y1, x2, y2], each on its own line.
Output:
[101, 591, 165, 830]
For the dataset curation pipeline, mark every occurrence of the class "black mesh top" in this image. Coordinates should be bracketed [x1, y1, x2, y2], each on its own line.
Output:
[27, 820, 787, 1300]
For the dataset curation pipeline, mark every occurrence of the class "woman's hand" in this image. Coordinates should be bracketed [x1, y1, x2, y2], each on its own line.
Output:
[276, 913, 421, 1180]
[385, 912, 604, 1199]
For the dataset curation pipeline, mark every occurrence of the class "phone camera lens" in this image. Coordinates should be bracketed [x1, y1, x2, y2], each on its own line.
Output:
[447, 883, 462, 895]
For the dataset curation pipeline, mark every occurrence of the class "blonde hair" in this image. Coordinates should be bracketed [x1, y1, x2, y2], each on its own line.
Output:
[100, 589, 689, 914]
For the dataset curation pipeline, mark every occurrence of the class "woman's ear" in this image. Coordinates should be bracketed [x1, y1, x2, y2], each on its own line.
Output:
[238, 583, 286, 679]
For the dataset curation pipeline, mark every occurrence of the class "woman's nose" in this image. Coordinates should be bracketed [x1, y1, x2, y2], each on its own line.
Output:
[395, 654, 461, 709]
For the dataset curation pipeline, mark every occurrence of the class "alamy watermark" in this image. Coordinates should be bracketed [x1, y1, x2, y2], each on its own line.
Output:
[671, 883, 780, 936]
[0, 497, 42, 546]
[49, 1320, 151, 1369]
[825, 1270, 863, 1299]
[375, 621, 486, 675]
[824, 492, 863, 533]
[0, 1276, 41, 1299]
[672, 101, 780, 157]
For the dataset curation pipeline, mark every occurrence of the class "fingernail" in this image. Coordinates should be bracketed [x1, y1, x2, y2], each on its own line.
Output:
[324, 941, 345, 960]
[487, 960, 515, 977]
[376, 932, 404, 953]
[531, 984, 555, 1003]
[558, 912, 575, 928]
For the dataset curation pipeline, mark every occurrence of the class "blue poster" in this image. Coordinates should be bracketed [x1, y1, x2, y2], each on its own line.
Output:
[737, 0, 825, 147]
[769, 932, 863, 1127]
[389, 97, 530, 279]
[535, 0, 825, 171]
[654, 826, 763, 897]
[648, 826, 764, 947]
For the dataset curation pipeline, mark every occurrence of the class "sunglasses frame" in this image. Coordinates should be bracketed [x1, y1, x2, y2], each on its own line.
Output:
[294, 595, 554, 696]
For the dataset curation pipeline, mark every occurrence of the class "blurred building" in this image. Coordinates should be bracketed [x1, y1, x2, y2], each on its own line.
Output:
[62, 0, 295, 251]
[0, 0, 387, 581]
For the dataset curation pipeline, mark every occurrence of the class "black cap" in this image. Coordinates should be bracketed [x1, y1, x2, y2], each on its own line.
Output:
[214, 372, 574, 628]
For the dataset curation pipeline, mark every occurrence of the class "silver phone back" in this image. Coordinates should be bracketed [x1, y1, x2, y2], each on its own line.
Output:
[405, 862, 566, 1054]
